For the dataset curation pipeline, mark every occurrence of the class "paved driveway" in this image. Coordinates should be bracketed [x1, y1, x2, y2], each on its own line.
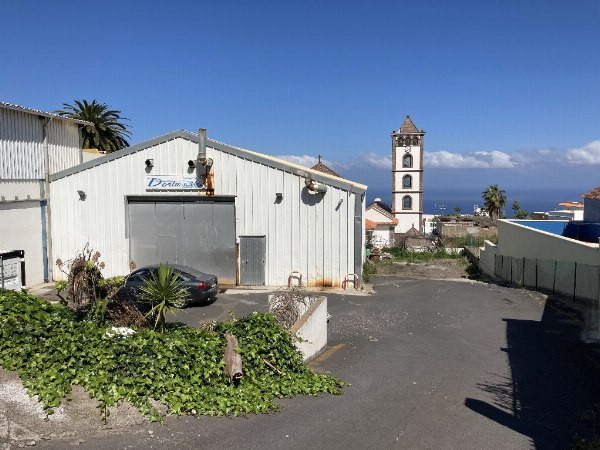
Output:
[40, 276, 600, 449]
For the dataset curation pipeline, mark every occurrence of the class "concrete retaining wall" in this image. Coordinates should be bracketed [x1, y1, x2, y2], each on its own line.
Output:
[497, 220, 600, 266]
[290, 296, 328, 361]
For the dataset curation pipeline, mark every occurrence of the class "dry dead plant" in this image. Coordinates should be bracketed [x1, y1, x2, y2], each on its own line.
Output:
[268, 287, 316, 329]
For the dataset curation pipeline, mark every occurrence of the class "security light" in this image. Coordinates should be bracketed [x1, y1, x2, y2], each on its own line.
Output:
[77, 190, 86, 200]
[145, 159, 154, 168]
[188, 160, 197, 168]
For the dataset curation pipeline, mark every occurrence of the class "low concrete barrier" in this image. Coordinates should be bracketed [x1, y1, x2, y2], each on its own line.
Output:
[290, 296, 328, 361]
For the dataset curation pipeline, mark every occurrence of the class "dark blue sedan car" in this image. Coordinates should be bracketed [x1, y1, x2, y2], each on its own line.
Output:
[118, 264, 218, 307]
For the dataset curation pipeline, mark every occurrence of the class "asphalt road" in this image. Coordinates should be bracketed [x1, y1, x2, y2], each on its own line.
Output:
[41, 276, 600, 449]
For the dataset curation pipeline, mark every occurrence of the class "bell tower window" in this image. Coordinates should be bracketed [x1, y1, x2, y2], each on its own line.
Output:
[402, 174, 412, 188]
[402, 154, 413, 168]
[402, 195, 412, 210]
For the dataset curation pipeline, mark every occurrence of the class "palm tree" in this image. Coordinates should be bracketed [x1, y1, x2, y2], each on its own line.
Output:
[56, 100, 131, 153]
[482, 184, 506, 222]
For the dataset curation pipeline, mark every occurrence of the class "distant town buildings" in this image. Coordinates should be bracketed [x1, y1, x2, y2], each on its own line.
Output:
[531, 201, 585, 221]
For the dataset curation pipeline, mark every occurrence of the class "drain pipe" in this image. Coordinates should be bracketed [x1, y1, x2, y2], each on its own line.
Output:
[197, 128, 213, 170]
[41, 117, 53, 282]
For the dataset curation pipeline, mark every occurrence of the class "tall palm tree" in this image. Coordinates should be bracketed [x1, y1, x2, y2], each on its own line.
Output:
[482, 184, 506, 222]
[56, 100, 131, 153]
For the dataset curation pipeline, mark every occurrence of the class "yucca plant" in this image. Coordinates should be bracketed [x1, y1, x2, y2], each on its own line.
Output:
[140, 264, 190, 332]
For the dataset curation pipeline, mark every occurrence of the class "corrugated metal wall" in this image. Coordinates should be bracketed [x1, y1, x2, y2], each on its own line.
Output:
[50, 136, 363, 286]
[0, 108, 81, 179]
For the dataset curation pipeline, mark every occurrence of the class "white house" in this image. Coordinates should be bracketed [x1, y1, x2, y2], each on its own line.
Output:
[49, 129, 367, 287]
[0, 102, 90, 286]
[365, 199, 398, 247]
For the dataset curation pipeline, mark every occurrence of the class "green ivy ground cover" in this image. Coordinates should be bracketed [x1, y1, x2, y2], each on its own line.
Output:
[0, 289, 343, 421]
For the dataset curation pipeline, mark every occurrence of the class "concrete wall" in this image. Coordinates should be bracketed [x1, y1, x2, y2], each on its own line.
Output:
[585, 198, 600, 223]
[497, 220, 600, 266]
[479, 240, 497, 276]
[290, 296, 328, 361]
[370, 226, 394, 247]
[0, 201, 45, 286]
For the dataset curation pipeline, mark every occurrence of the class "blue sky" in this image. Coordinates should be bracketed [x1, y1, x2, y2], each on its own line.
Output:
[1, 0, 599, 211]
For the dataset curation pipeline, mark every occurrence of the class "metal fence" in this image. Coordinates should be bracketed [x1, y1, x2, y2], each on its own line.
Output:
[493, 254, 600, 302]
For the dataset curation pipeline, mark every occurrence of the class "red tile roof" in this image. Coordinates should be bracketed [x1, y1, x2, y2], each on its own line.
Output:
[558, 201, 584, 209]
[365, 218, 398, 230]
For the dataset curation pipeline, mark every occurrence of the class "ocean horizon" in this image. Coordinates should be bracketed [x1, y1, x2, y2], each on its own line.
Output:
[366, 188, 585, 218]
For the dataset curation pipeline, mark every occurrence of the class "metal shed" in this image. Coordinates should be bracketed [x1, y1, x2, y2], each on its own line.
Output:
[0, 102, 90, 286]
[49, 130, 367, 287]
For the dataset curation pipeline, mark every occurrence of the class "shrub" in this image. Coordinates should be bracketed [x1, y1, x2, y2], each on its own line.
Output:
[139, 263, 190, 332]
[0, 289, 343, 421]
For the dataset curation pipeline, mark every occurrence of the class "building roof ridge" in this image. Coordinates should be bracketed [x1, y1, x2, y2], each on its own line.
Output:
[0, 101, 93, 126]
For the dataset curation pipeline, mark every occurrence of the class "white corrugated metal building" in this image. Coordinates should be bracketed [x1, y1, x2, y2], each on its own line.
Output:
[0, 102, 90, 286]
[49, 130, 366, 287]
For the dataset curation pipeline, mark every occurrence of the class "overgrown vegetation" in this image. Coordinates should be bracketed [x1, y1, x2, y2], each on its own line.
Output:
[0, 289, 343, 422]
[442, 235, 498, 248]
[385, 248, 464, 263]
[363, 259, 377, 282]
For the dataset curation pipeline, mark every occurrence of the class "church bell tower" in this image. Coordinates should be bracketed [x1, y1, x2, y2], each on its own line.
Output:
[391, 115, 425, 233]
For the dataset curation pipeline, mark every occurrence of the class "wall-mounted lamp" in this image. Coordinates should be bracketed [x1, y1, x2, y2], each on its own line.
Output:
[188, 160, 197, 169]
[276, 192, 283, 200]
[77, 190, 86, 201]
[145, 158, 154, 169]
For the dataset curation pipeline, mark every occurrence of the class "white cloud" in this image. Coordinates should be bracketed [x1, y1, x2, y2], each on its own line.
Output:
[358, 152, 392, 170]
[566, 140, 600, 165]
[276, 154, 317, 167]
[425, 150, 516, 169]
[276, 139, 600, 174]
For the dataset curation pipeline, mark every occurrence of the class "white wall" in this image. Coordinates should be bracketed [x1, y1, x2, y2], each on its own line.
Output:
[393, 145, 422, 171]
[365, 207, 391, 223]
[394, 211, 421, 233]
[479, 240, 497, 276]
[290, 297, 328, 361]
[50, 136, 363, 287]
[0, 107, 81, 183]
[0, 201, 45, 286]
[497, 220, 600, 266]
[0, 181, 43, 201]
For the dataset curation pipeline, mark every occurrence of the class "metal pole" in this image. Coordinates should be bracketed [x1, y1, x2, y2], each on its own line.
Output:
[1, 256, 4, 289]
[42, 118, 54, 282]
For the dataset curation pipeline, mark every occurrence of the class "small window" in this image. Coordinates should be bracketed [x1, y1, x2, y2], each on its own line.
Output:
[402, 195, 412, 210]
[403, 174, 412, 188]
[402, 154, 413, 168]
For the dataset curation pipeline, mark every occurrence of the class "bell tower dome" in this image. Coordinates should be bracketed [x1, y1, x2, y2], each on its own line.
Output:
[391, 115, 425, 233]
